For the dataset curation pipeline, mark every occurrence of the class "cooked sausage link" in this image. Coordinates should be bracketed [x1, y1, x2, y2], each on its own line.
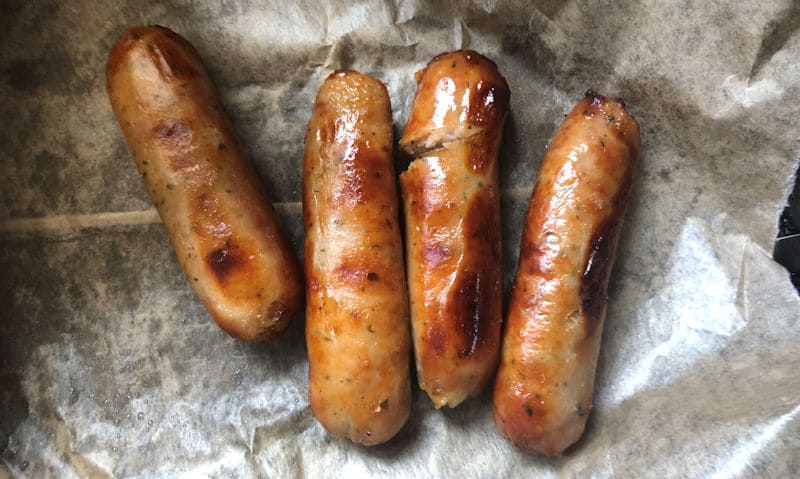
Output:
[106, 26, 303, 341]
[493, 91, 640, 456]
[399, 50, 509, 408]
[304, 70, 411, 445]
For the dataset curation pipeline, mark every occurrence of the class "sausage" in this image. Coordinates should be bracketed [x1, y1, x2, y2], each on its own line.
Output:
[399, 51, 509, 408]
[106, 26, 303, 341]
[493, 91, 640, 456]
[303, 70, 411, 444]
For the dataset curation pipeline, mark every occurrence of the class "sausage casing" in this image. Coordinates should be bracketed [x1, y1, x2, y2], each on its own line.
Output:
[399, 51, 509, 408]
[493, 92, 640, 455]
[304, 70, 411, 445]
[106, 26, 303, 341]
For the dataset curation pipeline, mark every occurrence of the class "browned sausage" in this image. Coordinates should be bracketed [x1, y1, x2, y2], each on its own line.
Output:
[493, 91, 640, 455]
[106, 26, 303, 341]
[304, 70, 411, 444]
[399, 51, 509, 408]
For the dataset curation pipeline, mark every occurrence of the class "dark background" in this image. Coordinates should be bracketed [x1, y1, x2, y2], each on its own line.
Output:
[775, 165, 800, 292]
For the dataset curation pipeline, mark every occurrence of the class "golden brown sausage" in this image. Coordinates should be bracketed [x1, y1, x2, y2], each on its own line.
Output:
[493, 91, 640, 455]
[304, 70, 411, 444]
[106, 26, 303, 341]
[399, 51, 509, 408]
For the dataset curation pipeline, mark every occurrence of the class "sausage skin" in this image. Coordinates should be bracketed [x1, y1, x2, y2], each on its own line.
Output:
[399, 51, 509, 408]
[493, 92, 640, 455]
[304, 70, 411, 444]
[106, 26, 303, 341]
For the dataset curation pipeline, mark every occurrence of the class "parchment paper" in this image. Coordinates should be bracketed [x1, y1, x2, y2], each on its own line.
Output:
[1, 1, 799, 477]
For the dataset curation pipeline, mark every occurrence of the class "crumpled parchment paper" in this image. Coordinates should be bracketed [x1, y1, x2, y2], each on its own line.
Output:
[1, 1, 799, 477]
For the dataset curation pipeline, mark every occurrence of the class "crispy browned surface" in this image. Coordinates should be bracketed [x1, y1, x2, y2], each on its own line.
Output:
[493, 92, 640, 456]
[399, 51, 509, 408]
[304, 70, 411, 445]
[106, 26, 302, 341]
[400, 51, 510, 157]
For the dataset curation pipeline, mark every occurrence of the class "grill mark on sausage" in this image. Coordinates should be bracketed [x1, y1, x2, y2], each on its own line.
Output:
[153, 119, 192, 145]
[190, 194, 245, 289]
[206, 240, 241, 284]
[448, 189, 501, 357]
[579, 224, 614, 335]
[330, 261, 385, 289]
[421, 240, 453, 268]
[467, 79, 510, 129]
[332, 148, 385, 209]
[146, 43, 178, 79]
[144, 32, 199, 81]
[579, 142, 636, 336]
[464, 188, 501, 265]
[331, 262, 365, 285]
[520, 237, 552, 277]
[451, 270, 484, 357]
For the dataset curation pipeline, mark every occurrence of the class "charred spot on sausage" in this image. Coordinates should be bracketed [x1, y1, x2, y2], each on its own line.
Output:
[206, 244, 240, 283]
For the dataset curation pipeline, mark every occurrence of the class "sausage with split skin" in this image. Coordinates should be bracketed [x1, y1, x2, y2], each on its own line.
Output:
[304, 70, 411, 445]
[399, 50, 509, 408]
[493, 91, 640, 456]
[106, 26, 303, 341]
